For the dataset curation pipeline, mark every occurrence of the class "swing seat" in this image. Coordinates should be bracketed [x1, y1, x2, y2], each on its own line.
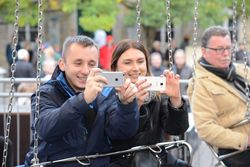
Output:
[206, 142, 250, 167]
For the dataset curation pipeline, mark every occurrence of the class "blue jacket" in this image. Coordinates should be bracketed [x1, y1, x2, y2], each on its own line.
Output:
[25, 67, 139, 167]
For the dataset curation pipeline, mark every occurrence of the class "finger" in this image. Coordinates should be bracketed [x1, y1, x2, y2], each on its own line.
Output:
[96, 86, 103, 94]
[123, 78, 131, 90]
[126, 95, 136, 103]
[93, 75, 108, 85]
[124, 83, 137, 99]
[175, 74, 180, 80]
[115, 87, 121, 92]
[89, 68, 103, 77]
[140, 92, 149, 102]
[163, 69, 170, 76]
[125, 87, 138, 103]
[135, 77, 147, 88]
[127, 84, 138, 98]
[138, 80, 151, 91]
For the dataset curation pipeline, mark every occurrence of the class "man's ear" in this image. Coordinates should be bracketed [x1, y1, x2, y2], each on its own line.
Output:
[201, 47, 207, 59]
[58, 58, 65, 71]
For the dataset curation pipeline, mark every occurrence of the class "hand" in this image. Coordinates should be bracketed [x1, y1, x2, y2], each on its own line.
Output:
[135, 78, 151, 108]
[116, 78, 138, 104]
[83, 68, 108, 104]
[161, 70, 182, 107]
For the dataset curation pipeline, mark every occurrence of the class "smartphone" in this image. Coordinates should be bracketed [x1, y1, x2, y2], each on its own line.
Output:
[98, 71, 125, 87]
[139, 76, 166, 91]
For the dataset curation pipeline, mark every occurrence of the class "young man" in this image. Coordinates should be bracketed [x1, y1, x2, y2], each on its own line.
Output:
[25, 35, 139, 167]
[188, 26, 250, 166]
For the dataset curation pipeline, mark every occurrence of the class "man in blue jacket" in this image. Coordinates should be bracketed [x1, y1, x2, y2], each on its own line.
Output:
[25, 35, 139, 167]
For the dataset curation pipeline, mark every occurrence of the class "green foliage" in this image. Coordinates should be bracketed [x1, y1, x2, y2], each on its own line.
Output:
[124, 0, 166, 28]
[0, 0, 41, 27]
[61, 0, 82, 13]
[123, 0, 250, 29]
[78, 0, 118, 31]
[0, 0, 117, 32]
[0, 0, 249, 31]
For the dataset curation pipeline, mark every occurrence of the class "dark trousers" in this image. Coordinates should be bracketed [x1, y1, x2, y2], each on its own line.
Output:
[0, 136, 13, 167]
[219, 149, 250, 167]
[109, 151, 190, 167]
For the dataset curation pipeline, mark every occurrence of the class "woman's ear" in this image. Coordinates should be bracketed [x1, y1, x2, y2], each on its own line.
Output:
[58, 58, 65, 71]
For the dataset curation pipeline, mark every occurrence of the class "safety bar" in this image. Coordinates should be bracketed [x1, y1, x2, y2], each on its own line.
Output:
[31, 140, 192, 167]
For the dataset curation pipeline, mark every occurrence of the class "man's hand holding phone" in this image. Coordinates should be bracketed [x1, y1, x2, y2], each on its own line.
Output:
[84, 68, 108, 104]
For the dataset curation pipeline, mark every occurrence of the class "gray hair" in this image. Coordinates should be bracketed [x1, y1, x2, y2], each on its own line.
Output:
[201, 26, 230, 47]
[62, 35, 99, 58]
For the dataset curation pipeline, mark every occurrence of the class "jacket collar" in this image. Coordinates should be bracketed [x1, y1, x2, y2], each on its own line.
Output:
[50, 65, 113, 98]
[195, 60, 246, 102]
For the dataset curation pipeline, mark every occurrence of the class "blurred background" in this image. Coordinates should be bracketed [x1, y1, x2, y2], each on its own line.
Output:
[0, 0, 250, 166]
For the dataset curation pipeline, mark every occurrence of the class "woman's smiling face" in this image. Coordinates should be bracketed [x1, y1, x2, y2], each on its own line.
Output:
[116, 48, 147, 83]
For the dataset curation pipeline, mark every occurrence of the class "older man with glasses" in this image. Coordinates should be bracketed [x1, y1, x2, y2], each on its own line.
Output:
[188, 26, 250, 166]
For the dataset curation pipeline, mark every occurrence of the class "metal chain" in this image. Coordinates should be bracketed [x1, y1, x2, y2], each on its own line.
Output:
[232, 0, 238, 62]
[241, 0, 250, 116]
[191, 0, 199, 90]
[166, 0, 173, 70]
[32, 0, 43, 165]
[136, 0, 141, 42]
[1, 1, 19, 167]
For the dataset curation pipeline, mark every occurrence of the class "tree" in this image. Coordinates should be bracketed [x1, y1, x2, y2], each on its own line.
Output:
[120, 0, 250, 47]
[61, 0, 118, 32]
[0, 1, 38, 27]
[0, 0, 118, 32]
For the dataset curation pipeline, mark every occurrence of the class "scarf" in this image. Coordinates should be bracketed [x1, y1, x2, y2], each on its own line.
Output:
[200, 57, 249, 97]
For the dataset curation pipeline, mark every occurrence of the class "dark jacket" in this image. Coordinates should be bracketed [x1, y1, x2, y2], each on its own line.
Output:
[110, 95, 189, 165]
[173, 65, 193, 95]
[5, 42, 21, 66]
[15, 60, 35, 78]
[25, 66, 139, 167]
[14, 60, 36, 89]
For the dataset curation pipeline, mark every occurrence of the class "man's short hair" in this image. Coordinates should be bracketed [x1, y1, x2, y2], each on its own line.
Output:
[201, 26, 230, 47]
[62, 35, 99, 59]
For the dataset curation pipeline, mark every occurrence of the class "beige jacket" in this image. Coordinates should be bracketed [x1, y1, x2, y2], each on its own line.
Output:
[187, 62, 250, 150]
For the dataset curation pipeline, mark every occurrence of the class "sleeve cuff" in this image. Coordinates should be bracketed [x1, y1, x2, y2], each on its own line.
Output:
[168, 97, 185, 111]
[69, 93, 92, 114]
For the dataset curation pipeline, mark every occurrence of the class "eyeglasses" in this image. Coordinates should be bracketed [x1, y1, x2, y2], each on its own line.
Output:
[205, 47, 232, 54]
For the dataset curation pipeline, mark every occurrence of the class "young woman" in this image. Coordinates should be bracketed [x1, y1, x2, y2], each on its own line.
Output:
[109, 39, 189, 166]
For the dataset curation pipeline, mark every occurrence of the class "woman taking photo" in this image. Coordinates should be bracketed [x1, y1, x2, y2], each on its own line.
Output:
[109, 39, 189, 167]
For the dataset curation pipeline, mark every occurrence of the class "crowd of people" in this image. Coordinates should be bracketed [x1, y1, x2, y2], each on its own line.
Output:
[2, 25, 250, 167]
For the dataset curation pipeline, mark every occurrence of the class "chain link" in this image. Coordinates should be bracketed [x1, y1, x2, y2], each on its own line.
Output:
[32, 0, 43, 165]
[231, 0, 238, 62]
[1, 1, 19, 167]
[136, 0, 141, 42]
[166, 0, 173, 70]
[241, 0, 250, 117]
[191, 0, 199, 90]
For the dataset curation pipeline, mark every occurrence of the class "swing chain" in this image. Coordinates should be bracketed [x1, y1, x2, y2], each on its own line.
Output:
[32, 0, 43, 165]
[191, 0, 199, 89]
[1, 1, 19, 167]
[166, 0, 173, 70]
[136, 0, 141, 42]
[232, 0, 238, 62]
[241, 0, 250, 116]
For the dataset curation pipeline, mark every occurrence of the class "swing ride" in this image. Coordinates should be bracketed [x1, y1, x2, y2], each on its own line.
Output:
[2, 0, 250, 166]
